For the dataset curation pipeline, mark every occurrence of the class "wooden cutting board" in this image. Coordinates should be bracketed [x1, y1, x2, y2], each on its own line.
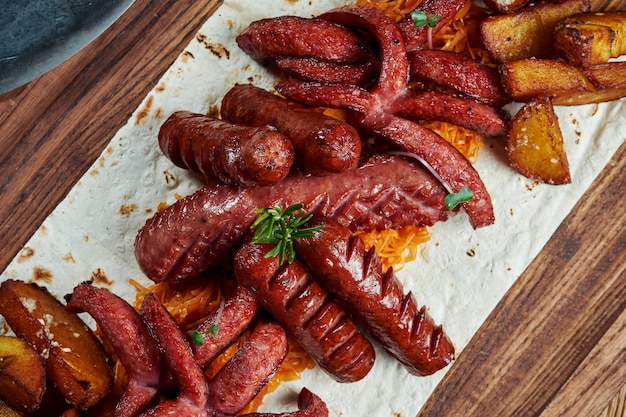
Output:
[0, 0, 623, 416]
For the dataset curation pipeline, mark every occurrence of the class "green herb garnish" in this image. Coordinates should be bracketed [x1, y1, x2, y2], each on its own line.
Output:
[411, 11, 441, 28]
[445, 187, 474, 210]
[250, 203, 323, 264]
[188, 324, 219, 346]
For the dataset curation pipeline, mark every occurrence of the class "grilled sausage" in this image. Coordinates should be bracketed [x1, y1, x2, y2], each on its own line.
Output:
[206, 319, 288, 414]
[390, 90, 510, 137]
[234, 241, 376, 383]
[407, 49, 510, 107]
[135, 154, 451, 285]
[159, 111, 294, 186]
[220, 84, 361, 176]
[294, 217, 455, 376]
[192, 279, 260, 369]
[236, 16, 371, 63]
[66, 283, 161, 417]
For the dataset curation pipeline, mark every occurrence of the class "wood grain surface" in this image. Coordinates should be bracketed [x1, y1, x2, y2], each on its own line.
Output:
[0, 1, 624, 416]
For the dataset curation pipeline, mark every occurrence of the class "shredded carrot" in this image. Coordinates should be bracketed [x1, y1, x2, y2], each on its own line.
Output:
[356, 225, 431, 271]
[131, 278, 222, 331]
[422, 120, 484, 163]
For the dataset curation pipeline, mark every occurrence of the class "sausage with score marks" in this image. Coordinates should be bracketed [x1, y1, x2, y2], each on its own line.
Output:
[234, 241, 376, 383]
[159, 110, 294, 186]
[294, 217, 455, 376]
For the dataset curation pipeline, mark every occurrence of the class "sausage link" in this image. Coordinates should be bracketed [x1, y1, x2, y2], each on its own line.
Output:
[408, 49, 510, 107]
[276, 56, 379, 85]
[159, 111, 294, 186]
[236, 16, 371, 63]
[390, 90, 510, 137]
[220, 84, 361, 176]
[206, 319, 288, 414]
[66, 283, 161, 417]
[233, 242, 375, 383]
[294, 217, 455, 376]
[192, 278, 260, 369]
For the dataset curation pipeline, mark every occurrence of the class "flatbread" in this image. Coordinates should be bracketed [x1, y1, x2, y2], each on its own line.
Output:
[1, 1, 624, 415]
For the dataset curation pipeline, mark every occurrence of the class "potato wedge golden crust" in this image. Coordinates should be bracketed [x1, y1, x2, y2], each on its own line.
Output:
[0, 336, 46, 413]
[506, 96, 571, 185]
[500, 58, 595, 101]
[583, 61, 626, 89]
[555, 12, 626, 66]
[480, 0, 590, 63]
[0, 401, 27, 417]
[0, 280, 112, 410]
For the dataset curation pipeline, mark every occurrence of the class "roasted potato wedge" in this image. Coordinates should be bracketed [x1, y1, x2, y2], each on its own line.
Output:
[583, 61, 626, 89]
[0, 401, 27, 417]
[555, 12, 626, 66]
[0, 336, 45, 413]
[500, 58, 626, 104]
[500, 58, 595, 101]
[480, 0, 590, 63]
[507, 96, 571, 185]
[0, 280, 112, 410]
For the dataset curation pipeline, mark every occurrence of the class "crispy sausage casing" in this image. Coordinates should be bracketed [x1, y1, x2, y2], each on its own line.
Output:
[220, 84, 361, 176]
[234, 242, 376, 383]
[159, 110, 294, 186]
[295, 217, 455, 376]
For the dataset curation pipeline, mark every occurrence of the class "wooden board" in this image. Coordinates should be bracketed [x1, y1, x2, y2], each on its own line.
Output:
[0, 0, 624, 416]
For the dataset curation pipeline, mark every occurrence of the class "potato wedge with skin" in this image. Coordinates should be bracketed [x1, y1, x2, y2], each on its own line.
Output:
[507, 96, 571, 185]
[0, 280, 112, 410]
[480, 0, 590, 63]
[0, 336, 45, 413]
[555, 12, 626, 67]
[583, 61, 626, 89]
[500, 58, 596, 102]
[0, 401, 27, 417]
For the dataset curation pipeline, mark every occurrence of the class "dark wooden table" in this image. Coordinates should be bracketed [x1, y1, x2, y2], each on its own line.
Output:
[0, 1, 624, 416]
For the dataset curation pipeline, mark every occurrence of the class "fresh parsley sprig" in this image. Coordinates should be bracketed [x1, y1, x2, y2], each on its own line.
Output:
[410, 11, 441, 28]
[188, 325, 218, 346]
[250, 203, 323, 264]
[445, 187, 474, 210]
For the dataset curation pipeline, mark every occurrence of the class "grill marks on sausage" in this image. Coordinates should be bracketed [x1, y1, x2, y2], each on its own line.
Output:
[294, 217, 455, 376]
[135, 155, 450, 284]
[234, 242, 376, 383]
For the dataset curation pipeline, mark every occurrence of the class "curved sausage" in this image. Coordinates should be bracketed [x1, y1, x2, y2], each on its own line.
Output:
[390, 90, 510, 137]
[407, 49, 510, 107]
[276, 56, 379, 85]
[140, 294, 209, 411]
[66, 283, 161, 417]
[192, 279, 260, 369]
[159, 111, 294, 186]
[220, 84, 361, 176]
[236, 16, 371, 63]
[206, 319, 288, 414]
[294, 217, 455, 376]
[233, 242, 376, 383]
[134, 154, 451, 284]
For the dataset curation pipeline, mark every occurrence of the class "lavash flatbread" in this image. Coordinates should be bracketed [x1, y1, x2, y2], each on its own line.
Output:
[1, 0, 624, 415]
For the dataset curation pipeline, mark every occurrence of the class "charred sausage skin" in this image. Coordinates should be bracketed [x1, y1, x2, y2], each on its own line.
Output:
[220, 84, 361, 176]
[294, 217, 455, 376]
[159, 111, 294, 186]
[234, 242, 376, 383]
